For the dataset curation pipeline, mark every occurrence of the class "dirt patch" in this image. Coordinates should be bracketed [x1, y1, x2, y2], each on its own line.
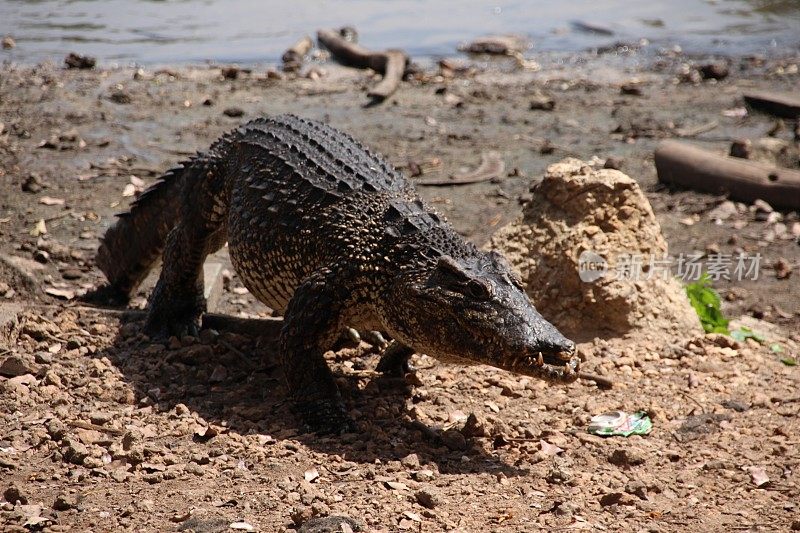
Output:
[490, 158, 701, 342]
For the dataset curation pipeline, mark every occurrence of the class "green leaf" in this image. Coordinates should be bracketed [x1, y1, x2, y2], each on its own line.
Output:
[731, 327, 765, 343]
[781, 357, 797, 366]
[685, 274, 729, 334]
[770, 343, 783, 353]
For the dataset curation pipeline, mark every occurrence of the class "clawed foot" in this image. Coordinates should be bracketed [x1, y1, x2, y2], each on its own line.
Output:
[144, 283, 205, 341]
[144, 300, 204, 341]
[143, 314, 200, 341]
[295, 398, 358, 435]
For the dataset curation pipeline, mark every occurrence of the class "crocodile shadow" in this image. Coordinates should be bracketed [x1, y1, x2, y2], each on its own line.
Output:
[93, 313, 526, 478]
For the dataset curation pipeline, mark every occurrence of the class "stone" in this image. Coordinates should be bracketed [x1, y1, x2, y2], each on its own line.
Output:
[708, 201, 737, 222]
[33, 352, 52, 364]
[52, 492, 78, 511]
[415, 489, 439, 509]
[400, 453, 420, 469]
[297, 515, 364, 532]
[3, 484, 27, 505]
[461, 413, 489, 438]
[599, 492, 636, 506]
[440, 429, 467, 451]
[0, 356, 39, 377]
[61, 438, 90, 465]
[609, 447, 646, 467]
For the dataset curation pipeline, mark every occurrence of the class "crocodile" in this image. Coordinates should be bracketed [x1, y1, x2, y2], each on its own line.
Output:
[95, 114, 579, 433]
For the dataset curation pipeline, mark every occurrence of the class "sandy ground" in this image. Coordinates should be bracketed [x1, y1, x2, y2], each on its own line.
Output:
[1, 47, 799, 531]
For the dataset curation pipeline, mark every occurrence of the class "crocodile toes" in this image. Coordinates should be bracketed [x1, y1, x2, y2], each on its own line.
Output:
[143, 314, 200, 342]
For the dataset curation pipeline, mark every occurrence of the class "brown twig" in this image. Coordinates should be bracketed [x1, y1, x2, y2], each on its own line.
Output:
[66, 420, 125, 436]
[416, 151, 505, 186]
[675, 120, 718, 137]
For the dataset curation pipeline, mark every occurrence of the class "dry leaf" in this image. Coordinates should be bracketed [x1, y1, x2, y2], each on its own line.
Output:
[39, 196, 65, 206]
[385, 481, 408, 491]
[540, 440, 564, 456]
[30, 218, 47, 236]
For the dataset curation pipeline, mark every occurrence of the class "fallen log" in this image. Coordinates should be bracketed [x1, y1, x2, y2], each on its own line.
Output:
[281, 35, 313, 72]
[655, 140, 800, 210]
[317, 28, 408, 100]
[743, 91, 800, 119]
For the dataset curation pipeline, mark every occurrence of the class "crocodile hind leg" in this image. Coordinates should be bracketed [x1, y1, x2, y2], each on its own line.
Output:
[281, 268, 357, 434]
[145, 171, 227, 339]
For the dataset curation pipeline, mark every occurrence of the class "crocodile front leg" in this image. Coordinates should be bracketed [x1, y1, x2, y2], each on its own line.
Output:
[281, 269, 357, 434]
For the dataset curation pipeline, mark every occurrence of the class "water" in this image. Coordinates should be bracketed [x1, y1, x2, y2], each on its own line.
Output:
[1, 0, 798, 65]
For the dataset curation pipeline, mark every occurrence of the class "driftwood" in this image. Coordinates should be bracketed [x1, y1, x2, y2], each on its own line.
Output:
[743, 91, 800, 119]
[281, 35, 313, 72]
[416, 151, 506, 186]
[655, 140, 800, 210]
[317, 29, 408, 100]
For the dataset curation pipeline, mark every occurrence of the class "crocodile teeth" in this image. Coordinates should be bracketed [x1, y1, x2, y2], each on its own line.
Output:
[564, 363, 574, 375]
[537, 352, 544, 366]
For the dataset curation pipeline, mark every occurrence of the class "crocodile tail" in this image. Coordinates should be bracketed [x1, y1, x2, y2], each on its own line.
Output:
[95, 156, 209, 298]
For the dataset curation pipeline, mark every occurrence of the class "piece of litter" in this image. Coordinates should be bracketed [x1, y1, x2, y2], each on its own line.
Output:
[746, 466, 769, 487]
[540, 440, 564, 456]
[304, 467, 319, 483]
[588, 410, 652, 437]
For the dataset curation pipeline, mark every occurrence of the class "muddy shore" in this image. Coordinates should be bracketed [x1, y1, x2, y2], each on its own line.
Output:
[1, 47, 799, 531]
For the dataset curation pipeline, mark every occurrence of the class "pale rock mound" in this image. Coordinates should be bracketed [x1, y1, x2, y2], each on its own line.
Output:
[490, 158, 701, 341]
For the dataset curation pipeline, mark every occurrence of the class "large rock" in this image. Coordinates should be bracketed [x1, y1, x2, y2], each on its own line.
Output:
[490, 159, 700, 341]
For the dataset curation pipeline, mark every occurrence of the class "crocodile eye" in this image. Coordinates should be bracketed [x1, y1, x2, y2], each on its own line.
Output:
[466, 279, 492, 300]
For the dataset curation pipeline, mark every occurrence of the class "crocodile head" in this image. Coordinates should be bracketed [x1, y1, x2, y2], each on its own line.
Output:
[387, 250, 579, 383]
